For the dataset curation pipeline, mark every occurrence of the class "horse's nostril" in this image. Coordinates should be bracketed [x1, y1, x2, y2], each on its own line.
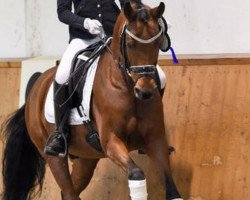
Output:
[134, 87, 153, 100]
[134, 87, 141, 99]
[134, 87, 140, 95]
[142, 91, 152, 99]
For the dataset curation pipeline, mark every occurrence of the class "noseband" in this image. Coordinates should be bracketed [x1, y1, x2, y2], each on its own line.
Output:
[119, 23, 163, 80]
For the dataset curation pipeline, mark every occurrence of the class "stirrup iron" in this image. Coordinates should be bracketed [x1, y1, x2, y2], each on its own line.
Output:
[44, 131, 68, 157]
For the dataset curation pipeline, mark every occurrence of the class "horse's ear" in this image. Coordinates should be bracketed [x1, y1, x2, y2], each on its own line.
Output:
[124, 2, 136, 21]
[151, 2, 165, 19]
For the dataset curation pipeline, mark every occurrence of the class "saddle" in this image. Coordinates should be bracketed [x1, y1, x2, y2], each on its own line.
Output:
[68, 39, 109, 108]
[67, 37, 112, 152]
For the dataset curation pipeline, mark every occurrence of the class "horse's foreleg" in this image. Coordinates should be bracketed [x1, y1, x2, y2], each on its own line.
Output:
[46, 157, 80, 200]
[146, 137, 182, 200]
[105, 134, 144, 179]
[70, 158, 99, 195]
[104, 134, 147, 200]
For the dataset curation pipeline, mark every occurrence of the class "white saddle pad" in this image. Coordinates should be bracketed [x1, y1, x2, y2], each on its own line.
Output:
[44, 57, 100, 125]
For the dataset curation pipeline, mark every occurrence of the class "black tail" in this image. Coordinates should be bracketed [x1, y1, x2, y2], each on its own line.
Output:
[1, 72, 45, 200]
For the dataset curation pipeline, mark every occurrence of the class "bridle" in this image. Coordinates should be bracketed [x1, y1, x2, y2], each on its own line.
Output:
[119, 22, 164, 83]
[125, 25, 163, 44]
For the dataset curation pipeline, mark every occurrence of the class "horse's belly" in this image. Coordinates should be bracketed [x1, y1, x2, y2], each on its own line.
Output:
[68, 125, 105, 159]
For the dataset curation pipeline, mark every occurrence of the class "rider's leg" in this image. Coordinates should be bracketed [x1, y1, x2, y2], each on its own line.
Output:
[44, 81, 70, 157]
[44, 38, 99, 157]
[55, 38, 100, 84]
[156, 64, 166, 96]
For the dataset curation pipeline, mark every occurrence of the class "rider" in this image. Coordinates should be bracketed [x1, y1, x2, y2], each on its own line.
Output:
[44, 0, 169, 157]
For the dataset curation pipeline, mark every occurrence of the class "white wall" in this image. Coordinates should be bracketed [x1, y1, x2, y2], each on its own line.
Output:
[25, 0, 68, 56]
[1, 0, 250, 58]
[0, 0, 26, 57]
[166, 0, 250, 54]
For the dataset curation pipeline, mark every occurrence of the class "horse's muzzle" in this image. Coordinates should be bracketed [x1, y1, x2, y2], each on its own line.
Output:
[134, 87, 154, 100]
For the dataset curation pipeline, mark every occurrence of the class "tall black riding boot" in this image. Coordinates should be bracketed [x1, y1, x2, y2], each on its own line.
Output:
[44, 81, 70, 157]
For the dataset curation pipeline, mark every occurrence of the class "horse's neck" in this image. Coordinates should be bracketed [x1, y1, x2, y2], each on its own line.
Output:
[110, 34, 120, 61]
[98, 50, 133, 96]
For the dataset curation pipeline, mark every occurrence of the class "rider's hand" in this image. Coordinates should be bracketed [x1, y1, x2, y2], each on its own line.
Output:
[84, 18, 104, 37]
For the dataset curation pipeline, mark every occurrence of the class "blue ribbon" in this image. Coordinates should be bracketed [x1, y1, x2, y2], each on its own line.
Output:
[170, 47, 179, 64]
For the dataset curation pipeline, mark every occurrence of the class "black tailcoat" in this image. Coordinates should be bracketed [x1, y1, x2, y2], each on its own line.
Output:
[57, 0, 126, 41]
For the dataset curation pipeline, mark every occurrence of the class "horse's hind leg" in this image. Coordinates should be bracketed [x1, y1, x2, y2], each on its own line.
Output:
[70, 158, 99, 195]
[146, 137, 182, 200]
[46, 157, 80, 200]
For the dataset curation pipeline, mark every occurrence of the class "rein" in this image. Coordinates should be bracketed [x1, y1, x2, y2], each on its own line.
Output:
[56, 37, 112, 107]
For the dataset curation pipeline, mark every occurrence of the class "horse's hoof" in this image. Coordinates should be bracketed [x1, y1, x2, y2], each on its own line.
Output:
[128, 167, 145, 180]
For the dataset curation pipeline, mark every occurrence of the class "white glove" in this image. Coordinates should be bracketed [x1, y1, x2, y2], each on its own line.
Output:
[84, 18, 105, 37]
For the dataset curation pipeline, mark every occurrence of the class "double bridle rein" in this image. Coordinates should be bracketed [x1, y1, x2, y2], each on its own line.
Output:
[119, 23, 163, 81]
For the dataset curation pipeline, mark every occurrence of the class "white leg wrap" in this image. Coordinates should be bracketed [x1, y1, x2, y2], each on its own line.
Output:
[128, 179, 148, 200]
[156, 64, 166, 89]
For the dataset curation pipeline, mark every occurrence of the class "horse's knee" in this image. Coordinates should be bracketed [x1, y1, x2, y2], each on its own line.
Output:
[128, 167, 145, 180]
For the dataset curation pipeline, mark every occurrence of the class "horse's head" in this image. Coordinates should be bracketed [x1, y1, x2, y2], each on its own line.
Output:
[113, 1, 165, 100]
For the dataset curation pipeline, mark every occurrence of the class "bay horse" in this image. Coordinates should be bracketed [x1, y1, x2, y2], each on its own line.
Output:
[1, 1, 182, 200]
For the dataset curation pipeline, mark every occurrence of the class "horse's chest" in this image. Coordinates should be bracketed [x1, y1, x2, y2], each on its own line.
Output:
[125, 115, 154, 134]
[123, 116, 150, 149]
[125, 116, 137, 134]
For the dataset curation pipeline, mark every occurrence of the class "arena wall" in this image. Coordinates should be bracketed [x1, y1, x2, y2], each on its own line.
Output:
[1, 54, 250, 199]
[1, 0, 250, 57]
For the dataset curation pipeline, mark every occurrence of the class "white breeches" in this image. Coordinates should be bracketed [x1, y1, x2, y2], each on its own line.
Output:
[55, 38, 166, 89]
[55, 38, 100, 84]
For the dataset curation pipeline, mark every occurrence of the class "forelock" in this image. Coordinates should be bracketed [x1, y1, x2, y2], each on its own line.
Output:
[136, 4, 149, 22]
